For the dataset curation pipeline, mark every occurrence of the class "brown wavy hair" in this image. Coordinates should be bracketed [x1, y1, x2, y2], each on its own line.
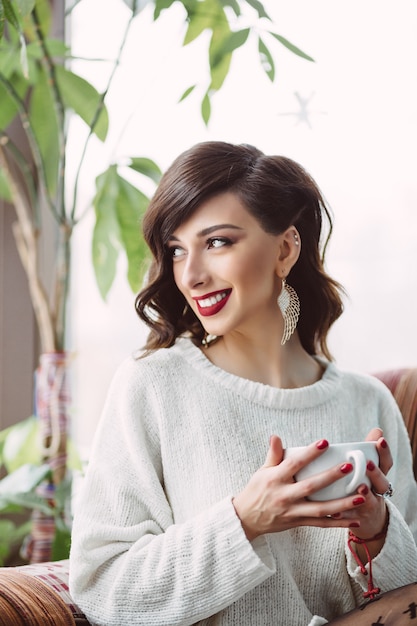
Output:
[135, 141, 344, 359]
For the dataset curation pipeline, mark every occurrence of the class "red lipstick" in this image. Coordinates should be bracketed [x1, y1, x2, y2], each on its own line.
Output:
[193, 289, 231, 317]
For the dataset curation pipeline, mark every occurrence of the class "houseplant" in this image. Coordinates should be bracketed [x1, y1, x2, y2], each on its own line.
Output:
[0, 0, 313, 562]
[0, 414, 82, 565]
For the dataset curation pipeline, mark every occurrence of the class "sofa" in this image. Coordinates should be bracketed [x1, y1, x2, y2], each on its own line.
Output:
[0, 367, 416, 626]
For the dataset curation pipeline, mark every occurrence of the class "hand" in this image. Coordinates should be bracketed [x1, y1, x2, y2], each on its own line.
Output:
[232, 436, 367, 541]
[365, 427, 392, 477]
[340, 428, 392, 541]
[328, 429, 392, 563]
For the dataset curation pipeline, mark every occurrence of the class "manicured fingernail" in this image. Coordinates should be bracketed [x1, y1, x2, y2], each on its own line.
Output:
[340, 463, 353, 474]
[349, 522, 360, 528]
[381, 439, 388, 449]
[317, 439, 329, 450]
[367, 460, 376, 471]
[353, 496, 365, 505]
[360, 486, 369, 495]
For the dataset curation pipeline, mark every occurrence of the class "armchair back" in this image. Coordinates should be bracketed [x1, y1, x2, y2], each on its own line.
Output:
[374, 367, 417, 480]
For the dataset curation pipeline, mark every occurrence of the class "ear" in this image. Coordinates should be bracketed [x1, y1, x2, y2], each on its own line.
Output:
[275, 226, 301, 279]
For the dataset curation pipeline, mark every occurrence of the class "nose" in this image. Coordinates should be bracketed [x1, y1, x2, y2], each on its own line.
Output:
[177, 251, 208, 291]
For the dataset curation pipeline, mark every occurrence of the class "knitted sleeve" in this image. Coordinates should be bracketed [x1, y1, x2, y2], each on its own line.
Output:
[69, 358, 275, 626]
[345, 384, 417, 601]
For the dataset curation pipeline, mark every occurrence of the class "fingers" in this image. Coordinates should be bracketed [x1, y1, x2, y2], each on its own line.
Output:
[264, 435, 284, 467]
[366, 458, 392, 495]
[365, 428, 393, 475]
[289, 492, 366, 527]
[375, 437, 392, 475]
[365, 427, 383, 442]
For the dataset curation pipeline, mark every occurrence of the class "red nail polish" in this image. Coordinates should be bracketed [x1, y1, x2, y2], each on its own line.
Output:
[381, 439, 388, 449]
[360, 486, 369, 495]
[349, 522, 360, 528]
[353, 496, 365, 505]
[317, 439, 329, 450]
[340, 463, 353, 474]
[367, 460, 376, 471]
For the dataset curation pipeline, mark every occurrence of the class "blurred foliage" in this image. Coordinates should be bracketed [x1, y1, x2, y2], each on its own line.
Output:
[0, 417, 81, 565]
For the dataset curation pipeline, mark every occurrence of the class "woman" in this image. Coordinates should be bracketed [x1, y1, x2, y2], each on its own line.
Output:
[69, 141, 417, 625]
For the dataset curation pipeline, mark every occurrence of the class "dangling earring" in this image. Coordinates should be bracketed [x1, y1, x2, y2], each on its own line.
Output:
[277, 278, 300, 345]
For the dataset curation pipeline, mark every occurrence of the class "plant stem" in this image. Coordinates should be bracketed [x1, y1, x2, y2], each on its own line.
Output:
[53, 223, 72, 351]
[0, 146, 56, 352]
[0, 132, 40, 226]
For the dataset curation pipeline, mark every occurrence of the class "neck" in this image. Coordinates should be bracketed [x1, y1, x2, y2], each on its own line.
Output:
[203, 332, 323, 389]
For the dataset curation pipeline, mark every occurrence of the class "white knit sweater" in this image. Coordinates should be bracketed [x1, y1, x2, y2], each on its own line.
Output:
[69, 338, 417, 625]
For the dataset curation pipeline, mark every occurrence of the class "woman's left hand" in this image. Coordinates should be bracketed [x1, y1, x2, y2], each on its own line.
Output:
[337, 428, 392, 542]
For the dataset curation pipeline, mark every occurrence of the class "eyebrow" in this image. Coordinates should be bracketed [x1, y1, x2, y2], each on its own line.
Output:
[168, 224, 244, 241]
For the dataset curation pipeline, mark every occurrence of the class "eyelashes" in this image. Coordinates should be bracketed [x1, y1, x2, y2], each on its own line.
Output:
[168, 236, 233, 258]
[207, 236, 232, 249]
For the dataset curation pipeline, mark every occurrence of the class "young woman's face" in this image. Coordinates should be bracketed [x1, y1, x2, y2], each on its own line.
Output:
[168, 192, 284, 339]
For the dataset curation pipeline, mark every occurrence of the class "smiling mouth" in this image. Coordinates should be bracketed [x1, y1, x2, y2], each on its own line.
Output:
[194, 290, 231, 316]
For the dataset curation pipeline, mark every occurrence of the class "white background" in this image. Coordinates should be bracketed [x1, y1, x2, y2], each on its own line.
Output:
[68, 0, 417, 452]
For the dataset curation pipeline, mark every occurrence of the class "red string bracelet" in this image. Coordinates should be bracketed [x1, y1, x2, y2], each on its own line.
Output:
[347, 517, 389, 600]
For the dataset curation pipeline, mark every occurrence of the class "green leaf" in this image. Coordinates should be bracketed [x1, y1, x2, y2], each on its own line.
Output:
[0, 463, 51, 510]
[26, 37, 69, 62]
[0, 72, 29, 129]
[219, 0, 241, 17]
[0, 519, 31, 566]
[92, 166, 122, 300]
[2, 0, 30, 75]
[2, 416, 41, 473]
[183, 0, 226, 46]
[128, 157, 162, 184]
[178, 84, 196, 103]
[153, 0, 176, 20]
[201, 91, 211, 126]
[183, 10, 209, 45]
[258, 36, 274, 81]
[29, 65, 60, 195]
[206, 4, 233, 92]
[53, 477, 72, 513]
[0, 2, 4, 42]
[51, 524, 71, 560]
[55, 65, 109, 142]
[13, 0, 36, 20]
[209, 35, 232, 92]
[115, 174, 150, 293]
[244, 0, 271, 20]
[2, 0, 21, 32]
[212, 28, 249, 64]
[0, 490, 54, 514]
[22, 0, 51, 40]
[269, 31, 315, 62]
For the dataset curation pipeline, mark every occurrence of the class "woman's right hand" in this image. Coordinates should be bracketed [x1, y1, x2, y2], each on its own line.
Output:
[232, 435, 365, 541]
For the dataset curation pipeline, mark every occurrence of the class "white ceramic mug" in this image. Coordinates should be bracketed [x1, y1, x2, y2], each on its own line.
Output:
[283, 441, 379, 501]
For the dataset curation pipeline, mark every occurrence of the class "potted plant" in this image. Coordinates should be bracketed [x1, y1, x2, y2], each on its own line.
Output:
[0, 415, 82, 565]
[0, 0, 313, 562]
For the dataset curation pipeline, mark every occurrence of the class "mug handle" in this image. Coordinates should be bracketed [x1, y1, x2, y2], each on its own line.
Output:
[345, 450, 367, 494]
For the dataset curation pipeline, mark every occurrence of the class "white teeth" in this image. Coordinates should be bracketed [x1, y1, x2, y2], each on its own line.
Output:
[198, 292, 227, 308]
